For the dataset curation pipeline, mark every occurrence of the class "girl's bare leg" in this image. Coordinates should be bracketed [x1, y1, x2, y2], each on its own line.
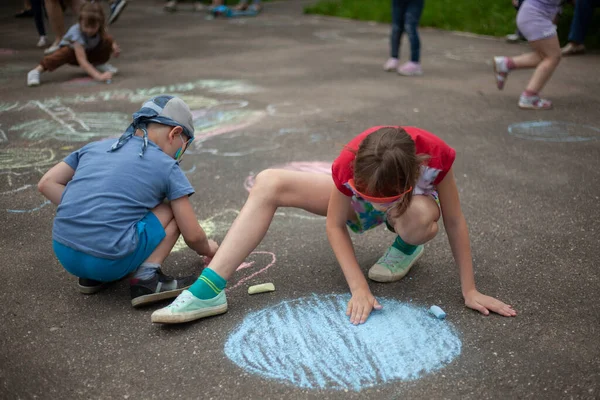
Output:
[44, 0, 65, 47]
[208, 170, 349, 280]
[524, 35, 561, 93]
[391, 195, 440, 245]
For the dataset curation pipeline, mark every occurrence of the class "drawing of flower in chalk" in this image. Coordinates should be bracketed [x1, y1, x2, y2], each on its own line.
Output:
[225, 294, 461, 391]
[244, 161, 332, 192]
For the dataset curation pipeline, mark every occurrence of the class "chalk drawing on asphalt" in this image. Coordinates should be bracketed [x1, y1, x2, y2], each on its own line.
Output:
[508, 121, 599, 142]
[226, 251, 277, 292]
[0, 148, 56, 170]
[266, 102, 322, 118]
[225, 293, 462, 391]
[0, 169, 53, 213]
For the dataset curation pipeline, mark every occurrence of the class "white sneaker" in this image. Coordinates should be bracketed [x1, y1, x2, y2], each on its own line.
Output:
[37, 36, 47, 48]
[151, 290, 228, 324]
[96, 63, 118, 74]
[27, 69, 41, 86]
[44, 43, 60, 54]
[164, 0, 177, 12]
[492, 56, 509, 90]
[383, 57, 399, 72]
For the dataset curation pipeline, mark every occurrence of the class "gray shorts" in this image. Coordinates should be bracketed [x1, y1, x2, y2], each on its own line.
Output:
[516, 1, 557, 42]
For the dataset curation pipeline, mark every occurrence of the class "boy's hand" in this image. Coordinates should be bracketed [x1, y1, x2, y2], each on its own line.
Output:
[346, 290, 383, 325]
[97, 72, 113, 82]
[112, 42, 121, 57]
[464, 290, 517, 317]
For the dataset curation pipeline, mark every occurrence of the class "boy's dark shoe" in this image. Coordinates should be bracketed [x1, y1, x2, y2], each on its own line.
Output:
[130, 269, 197, 307]
[78, 278, 110, 294]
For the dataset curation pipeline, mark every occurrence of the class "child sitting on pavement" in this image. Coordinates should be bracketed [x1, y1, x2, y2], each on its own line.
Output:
[27, 1, 120, 86]
[38, 96, 219, 307]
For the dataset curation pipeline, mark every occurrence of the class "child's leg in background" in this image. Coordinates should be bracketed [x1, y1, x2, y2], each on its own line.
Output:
[404, 0, 424, 63]
[390, 0, 407, 59]
[522, 35, 561, 94]
[396, 0, 425, 75]
[39, 46, 77, 71]
[86, 35, 114, 66]
[30, 0, 46, 46]
[369, 193, 439, 282]
[44, 0, 65, 48]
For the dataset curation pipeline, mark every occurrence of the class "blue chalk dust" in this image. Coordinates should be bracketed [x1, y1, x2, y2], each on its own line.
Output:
[507, 121, 599, 142]
[224, 294, 461, 391]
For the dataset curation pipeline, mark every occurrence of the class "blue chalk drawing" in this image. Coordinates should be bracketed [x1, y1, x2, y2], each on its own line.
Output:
[224, 293, 461, 391]
[508, 121, 599, 142]
[6, 200, 51, 213]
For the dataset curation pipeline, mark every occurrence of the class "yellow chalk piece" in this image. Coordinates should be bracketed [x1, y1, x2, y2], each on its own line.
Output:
[248, 283, 275, 295]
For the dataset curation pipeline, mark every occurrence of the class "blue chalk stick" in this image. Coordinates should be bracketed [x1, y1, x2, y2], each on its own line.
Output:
[429, 305, 446, 320]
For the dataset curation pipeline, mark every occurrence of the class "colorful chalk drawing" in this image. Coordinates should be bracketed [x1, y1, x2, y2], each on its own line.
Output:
[190, 100, 266, 144]
[0, 169, 52, 213]
[172, 208, 322, 253]
[266, 102, 322, 118]
[0, 49, 17, 56]
[2, 80, 263, 143]
[244, 161, 332, 192]
[225, 294, 462, 391]
[0, 149, 56, 170]
[226, 251, 277, 292]
[507, 121, 599, 142]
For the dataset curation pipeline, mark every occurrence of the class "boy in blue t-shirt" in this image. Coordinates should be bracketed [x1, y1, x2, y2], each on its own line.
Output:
[38, 95, 218, 307]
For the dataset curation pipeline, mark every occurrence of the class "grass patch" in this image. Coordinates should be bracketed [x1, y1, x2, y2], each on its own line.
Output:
[304, 0, 600, 48]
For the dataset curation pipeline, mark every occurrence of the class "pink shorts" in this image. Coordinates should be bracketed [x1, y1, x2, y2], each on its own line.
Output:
[516, 1, 557, 42]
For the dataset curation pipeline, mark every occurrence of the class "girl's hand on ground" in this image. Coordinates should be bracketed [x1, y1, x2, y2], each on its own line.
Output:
[346, 291, 383, 325]
[112, 42, 121, 57]
[464, 290, 517, 317]
[97, 72, 113, 82]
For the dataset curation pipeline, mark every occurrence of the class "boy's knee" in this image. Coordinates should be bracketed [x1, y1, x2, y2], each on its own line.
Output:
[164, 219, 180, 238]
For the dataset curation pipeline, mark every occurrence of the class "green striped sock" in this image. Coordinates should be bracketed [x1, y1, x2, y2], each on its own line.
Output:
[188, 268, 227, 300]
[392, 235, 417, 255]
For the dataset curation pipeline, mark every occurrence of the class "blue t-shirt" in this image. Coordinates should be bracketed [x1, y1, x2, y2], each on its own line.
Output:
[59, 23, 102, 51]
[53, 137, 194, 259]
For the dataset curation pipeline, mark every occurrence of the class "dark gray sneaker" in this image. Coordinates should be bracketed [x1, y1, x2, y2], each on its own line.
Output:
[130, 269, 197, 307]
[78, 278, 109, 294]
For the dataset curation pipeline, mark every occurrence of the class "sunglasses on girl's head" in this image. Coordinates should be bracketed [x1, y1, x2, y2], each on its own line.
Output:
[347, 178, 412, 206]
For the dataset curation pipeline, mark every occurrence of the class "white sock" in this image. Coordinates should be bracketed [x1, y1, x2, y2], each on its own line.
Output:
[133, 262, 160, 280]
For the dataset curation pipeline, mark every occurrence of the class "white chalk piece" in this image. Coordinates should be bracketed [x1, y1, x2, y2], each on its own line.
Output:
[248, 282, 275, 295]
[428, 305, 446, 320]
